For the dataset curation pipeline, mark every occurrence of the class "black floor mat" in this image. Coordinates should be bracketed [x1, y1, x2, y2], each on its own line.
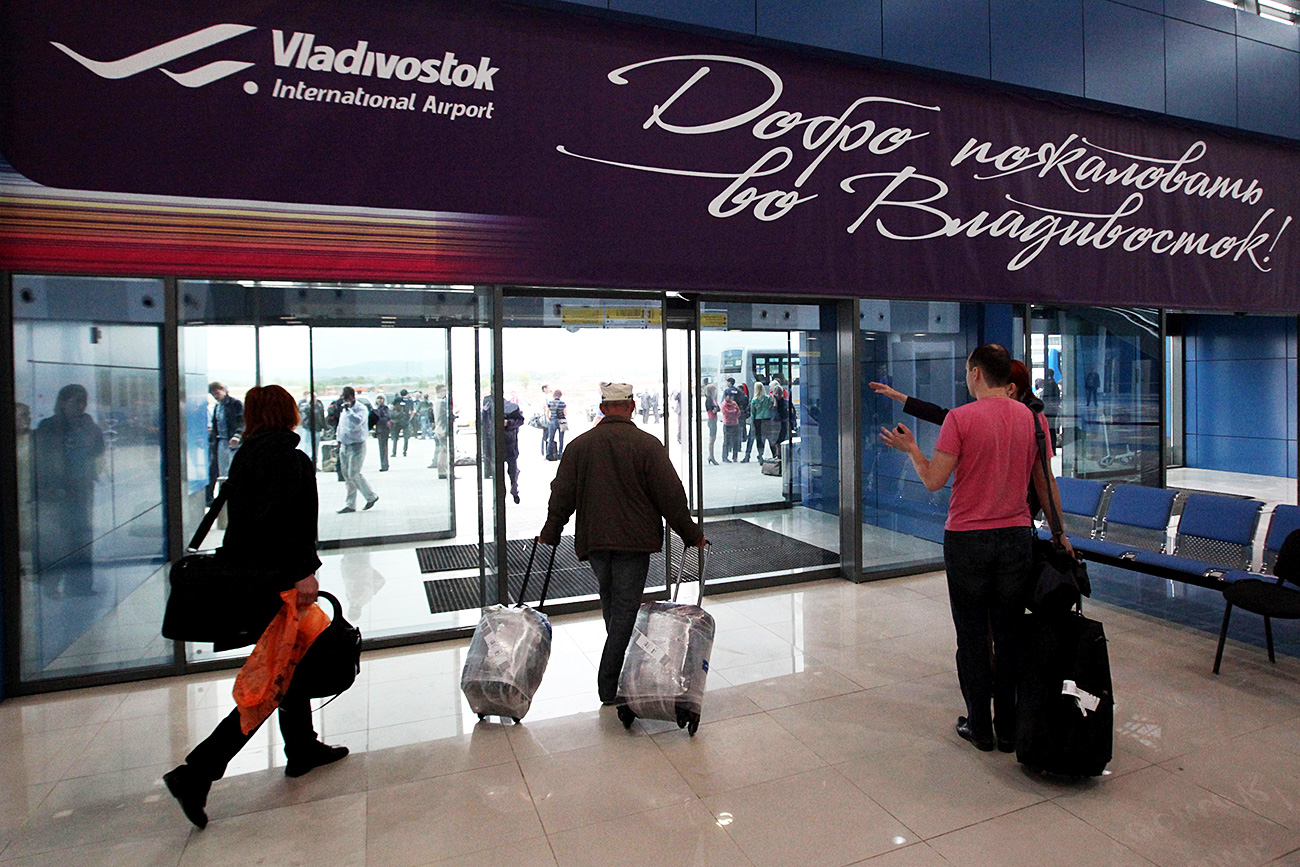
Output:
[420, 519, 838, 615]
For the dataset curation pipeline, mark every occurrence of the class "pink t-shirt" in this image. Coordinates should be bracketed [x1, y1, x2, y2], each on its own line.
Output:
[934, 397, 1050, 532]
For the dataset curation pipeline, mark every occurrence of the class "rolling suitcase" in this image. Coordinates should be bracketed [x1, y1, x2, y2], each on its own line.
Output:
[460, 540, 556, 723]
[615, 545, 714, 736]
[1016, 606, 1114, 778]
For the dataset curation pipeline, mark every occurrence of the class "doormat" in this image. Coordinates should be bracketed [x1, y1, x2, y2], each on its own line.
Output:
[420, 519, 838, 615]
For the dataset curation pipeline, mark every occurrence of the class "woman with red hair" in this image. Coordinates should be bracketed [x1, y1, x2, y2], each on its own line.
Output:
[164, 384, 347, 830]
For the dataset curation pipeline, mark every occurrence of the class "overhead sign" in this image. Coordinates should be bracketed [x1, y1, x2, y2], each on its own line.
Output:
[1, 0, 1298, 311]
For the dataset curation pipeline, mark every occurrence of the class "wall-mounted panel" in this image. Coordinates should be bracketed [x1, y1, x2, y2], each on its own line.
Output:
[1238, 37, 1300, 140]
[1166, 20, 1237, 127]
[1084, 0, 1166, 113]
[610, 0, 755, 34]
[758, 0, 882, 57]
[1236, 9, 1300, 52]
[1193, 358, 1290, 441]
[991, 0, 1084, 96]
[882, 0, 991, 78]
[1191, 433, 1289, 476]
[1165, 0, 1236, 34]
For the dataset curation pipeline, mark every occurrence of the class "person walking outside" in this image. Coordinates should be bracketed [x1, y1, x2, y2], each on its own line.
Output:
[373, 394, 391, 471]
[538, 382, 707, 705]
[720, 391, 741, 462]
[163, 385, 348, 830]
[703, 383, 719, 465]
[335, 386, 378, 513]
[747, 381, 772, 463]
[879, 344, 1055, 753]
[207, 382, 244, 503]
[545, 389, 567, 460]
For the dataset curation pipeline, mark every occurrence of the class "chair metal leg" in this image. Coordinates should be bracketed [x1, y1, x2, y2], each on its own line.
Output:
[1265, 616, 1275, 664]
[1214, 602, 1233, 675]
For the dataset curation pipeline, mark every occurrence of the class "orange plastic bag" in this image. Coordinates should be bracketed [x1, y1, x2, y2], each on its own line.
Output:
[233, 589, 329, 734]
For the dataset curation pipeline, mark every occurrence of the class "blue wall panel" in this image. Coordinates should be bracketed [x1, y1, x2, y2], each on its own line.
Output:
[1238, 37, 1300, 140]
[1191, 434, 1289, 476]
[1190, 315, 1290, 360]
[758, 0, 882, 57]
[882, 0, 990, 78]
[1166, 20, 1238, 127]
[990, 0, 1084, 96]
[1194, 359, 1290, 441]
[1237, 9, 1300, 51]
[1165, 0, 1236, 34]
[1084, 0, 1166, 113]
[609, 0, 754, 34]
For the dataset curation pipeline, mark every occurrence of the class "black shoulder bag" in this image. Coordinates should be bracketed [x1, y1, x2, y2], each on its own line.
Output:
[161, 483, 282, 646]
[1029, 414, 1092, 614]
[287, 591, 362, 701]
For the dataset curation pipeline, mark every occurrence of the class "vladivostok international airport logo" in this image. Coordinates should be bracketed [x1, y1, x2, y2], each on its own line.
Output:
[50, 22, 500, 119]
[51, 23, 256, 88]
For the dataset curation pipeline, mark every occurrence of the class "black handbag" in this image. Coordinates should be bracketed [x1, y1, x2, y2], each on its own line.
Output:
[161, 485, 281, 646]
[1028, 415, 1091, 614]
[287, 591, 361, 699]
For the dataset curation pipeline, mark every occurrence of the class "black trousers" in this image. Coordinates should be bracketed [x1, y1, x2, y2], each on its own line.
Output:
[942, 526, 1032, 740]
[185, 697, 316, 781]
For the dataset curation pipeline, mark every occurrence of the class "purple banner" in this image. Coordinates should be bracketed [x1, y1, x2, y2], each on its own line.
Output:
[2, 0, 1298, 310]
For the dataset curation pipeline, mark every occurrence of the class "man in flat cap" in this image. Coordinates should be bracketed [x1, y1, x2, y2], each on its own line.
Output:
[539, 382, 707, 705]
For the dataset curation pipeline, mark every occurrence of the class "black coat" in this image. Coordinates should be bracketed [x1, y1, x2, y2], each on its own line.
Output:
[218, 429, 321, 595]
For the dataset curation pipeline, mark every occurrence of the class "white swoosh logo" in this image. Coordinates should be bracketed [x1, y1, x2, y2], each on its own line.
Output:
[51, 23, 255, 84]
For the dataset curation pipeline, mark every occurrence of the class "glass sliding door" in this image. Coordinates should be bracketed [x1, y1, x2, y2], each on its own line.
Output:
[1030, 306, 1161, 486]
[12, 275, 171, 683]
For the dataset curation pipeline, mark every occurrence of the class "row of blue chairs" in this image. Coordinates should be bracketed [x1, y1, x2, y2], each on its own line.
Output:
[1044, 478, 1300, 673]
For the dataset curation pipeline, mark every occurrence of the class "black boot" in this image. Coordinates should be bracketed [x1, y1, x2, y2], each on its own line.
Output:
[285, 741, 350, 778]
[163, 764, 212, 830]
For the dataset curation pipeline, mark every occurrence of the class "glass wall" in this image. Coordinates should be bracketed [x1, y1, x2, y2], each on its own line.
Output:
[1029, 306, 1162, 486]
[12, 275, 170, 682]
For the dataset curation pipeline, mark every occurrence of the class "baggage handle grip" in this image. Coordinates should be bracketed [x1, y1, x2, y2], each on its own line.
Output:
[517, 538, 558, 609]
[670, 540, 709, 604]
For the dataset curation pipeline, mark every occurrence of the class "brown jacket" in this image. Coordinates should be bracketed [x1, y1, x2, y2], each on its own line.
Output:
[540, 416, 702, 559]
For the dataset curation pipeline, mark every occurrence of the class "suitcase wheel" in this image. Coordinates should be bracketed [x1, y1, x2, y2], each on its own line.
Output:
[676, 707, 690, 729]
[617, 705, 636, 729]
[687, 712, 700, 736]
[477, 714, 485, 721]
[512, 717, 521, 724]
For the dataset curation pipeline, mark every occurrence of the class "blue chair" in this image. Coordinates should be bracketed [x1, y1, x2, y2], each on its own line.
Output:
[1070, 483, 1178, 561]
[1053, 477, 1109, 539]
[1262, 504, 1300, 574]
[1129, 494, 1263, 585]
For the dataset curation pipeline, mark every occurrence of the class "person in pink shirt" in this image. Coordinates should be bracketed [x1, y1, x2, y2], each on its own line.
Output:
[720, 393, 741, 462]
[880, 344, 1068, 753]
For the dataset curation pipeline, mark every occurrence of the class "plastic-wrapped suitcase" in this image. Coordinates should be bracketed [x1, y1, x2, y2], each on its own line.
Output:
[615, 545, 714, 736]
[460, 540, 556, 723]
[1016, 606, 1114, 778]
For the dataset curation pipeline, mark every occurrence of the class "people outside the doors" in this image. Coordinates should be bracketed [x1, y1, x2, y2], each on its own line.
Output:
[735, 382, 751, 460]
[545, 389, 567, 460]
[878, 344, 1059, 753]
[538, 381, 707, 705]
[538, 384, 551, 454]
[720, 390, 741, 461]
[33, 384, 105, 598]
[703, 382, 719, 465]
[207, 381, 244, 503]
[373, 394, 391, 471]
[430, 384, 453, 478]
[415, 391, 434, 440]
[1084, 368, 1101, 406]
[334, 386, 378, 513]
[748, 381, 773, 463]
[389, 389, 413, 458]
[164, 384, 348, 831]
[767, 380, 788, 463]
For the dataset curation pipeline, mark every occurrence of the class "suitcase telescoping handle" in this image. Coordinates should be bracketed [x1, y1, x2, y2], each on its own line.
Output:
[670, 540, 709, 604]
[517, 538, 558, 608]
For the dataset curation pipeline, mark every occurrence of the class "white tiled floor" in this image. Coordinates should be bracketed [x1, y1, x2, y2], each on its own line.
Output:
[4, 573, 1300, 867]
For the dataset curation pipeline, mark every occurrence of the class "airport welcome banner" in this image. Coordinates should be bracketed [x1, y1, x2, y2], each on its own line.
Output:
[2, 0, 1298, 310]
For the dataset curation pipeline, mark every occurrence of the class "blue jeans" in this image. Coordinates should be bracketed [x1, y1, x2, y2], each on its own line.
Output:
[942, 526, 1032, 741]
[588, 550, 651, 701]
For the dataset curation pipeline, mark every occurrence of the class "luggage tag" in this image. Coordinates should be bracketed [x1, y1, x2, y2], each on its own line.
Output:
[483, 619, 511, 668]
[1061, 679, 1101, 716]
[634, 630, 673, 668]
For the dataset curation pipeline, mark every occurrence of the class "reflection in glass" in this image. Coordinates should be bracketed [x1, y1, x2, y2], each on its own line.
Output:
[14, 275, 170, 683]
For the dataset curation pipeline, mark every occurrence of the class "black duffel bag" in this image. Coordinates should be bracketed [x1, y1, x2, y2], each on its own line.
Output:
[1029, 537, 1091, 614]
[161, 485, 281, 646]
[287, 591, 362, 700]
